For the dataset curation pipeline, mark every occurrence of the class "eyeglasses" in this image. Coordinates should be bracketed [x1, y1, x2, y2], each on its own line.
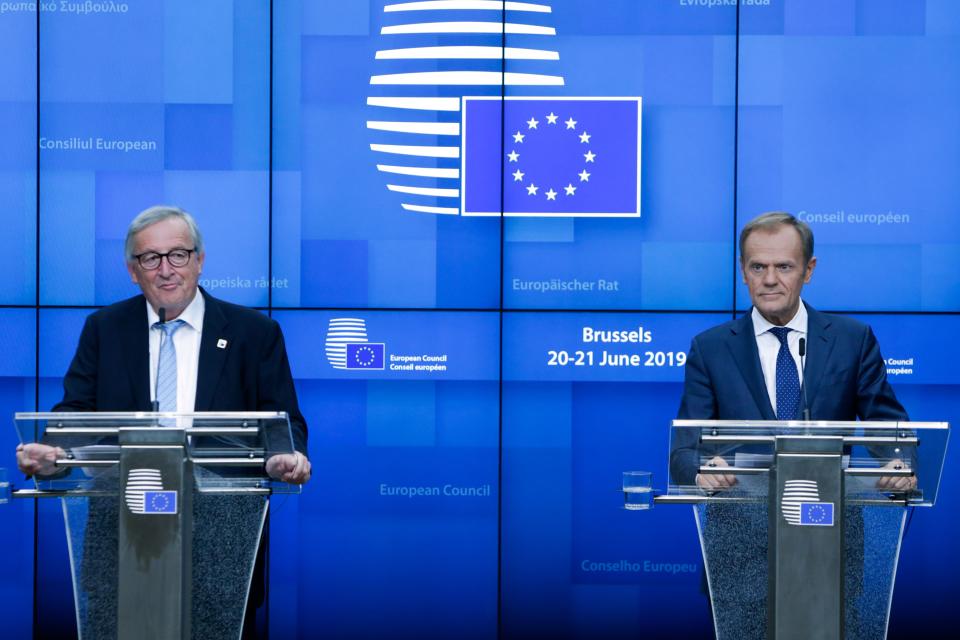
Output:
[134, 248, 196, 270]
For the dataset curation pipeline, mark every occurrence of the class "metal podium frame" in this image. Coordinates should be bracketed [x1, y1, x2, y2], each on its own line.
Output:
[11, 411, 300, 640]
[656, 420, 949, 640]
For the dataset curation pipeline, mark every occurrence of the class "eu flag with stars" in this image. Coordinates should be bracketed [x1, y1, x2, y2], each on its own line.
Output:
[143, 491, 177, 514]
[462, 97, 641, 217]
[799, 502, 834, 526]
[346, 343, 385, 370]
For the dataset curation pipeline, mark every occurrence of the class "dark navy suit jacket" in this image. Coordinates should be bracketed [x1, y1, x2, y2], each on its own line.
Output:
[671, 304, 906, 485]
[54, 288, 308, 455]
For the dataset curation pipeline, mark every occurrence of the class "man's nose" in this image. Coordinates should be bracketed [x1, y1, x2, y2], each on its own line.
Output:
[762, 267, 777, 285]
[157, 256, 175, 276]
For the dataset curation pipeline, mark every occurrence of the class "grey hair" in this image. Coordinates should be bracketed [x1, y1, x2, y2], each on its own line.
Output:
[124, 205, 204, 262]
[739, 211, 814, 265]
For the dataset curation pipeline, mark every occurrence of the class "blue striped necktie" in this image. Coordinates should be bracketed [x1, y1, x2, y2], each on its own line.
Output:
[769, 326, 800, 421]
[155, 320, 186, 415]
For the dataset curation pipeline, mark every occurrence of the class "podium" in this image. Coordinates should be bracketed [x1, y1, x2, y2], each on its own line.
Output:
[658, 420, 949, 640]
[12, 411, 301, 640]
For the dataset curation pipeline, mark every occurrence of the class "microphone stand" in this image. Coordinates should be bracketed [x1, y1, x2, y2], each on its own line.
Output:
[152, 308, 166, 425]
[799, 337, 810, 421]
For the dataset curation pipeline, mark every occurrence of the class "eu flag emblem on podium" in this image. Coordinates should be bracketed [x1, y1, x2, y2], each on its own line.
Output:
[143, 491, 177, 514]
[799, 502, 834, 526]
[346, 343, 385, 370]
[462, 97, 641, 217]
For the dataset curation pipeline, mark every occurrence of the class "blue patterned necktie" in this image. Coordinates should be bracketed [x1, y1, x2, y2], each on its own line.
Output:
[770, 326, 800, 421]
[155, 320, 186, 414]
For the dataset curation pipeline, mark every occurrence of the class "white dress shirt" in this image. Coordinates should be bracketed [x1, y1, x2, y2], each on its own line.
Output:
[147, 291, 205, 412]
[752, 302, 807, 414]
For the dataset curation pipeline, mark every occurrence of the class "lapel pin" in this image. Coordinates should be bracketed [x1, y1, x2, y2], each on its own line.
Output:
[217, 338, 228, 349]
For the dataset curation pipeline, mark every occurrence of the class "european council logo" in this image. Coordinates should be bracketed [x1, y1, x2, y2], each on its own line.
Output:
[124, 468, 177, 515]
[326, 318, 386, 370]
[368, 0, 606, 218]
[781, 479, 835, 527]
[367, 3, 644, 217]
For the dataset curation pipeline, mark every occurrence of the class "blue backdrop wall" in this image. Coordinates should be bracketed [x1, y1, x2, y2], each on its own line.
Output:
[1, 1, 959, 638]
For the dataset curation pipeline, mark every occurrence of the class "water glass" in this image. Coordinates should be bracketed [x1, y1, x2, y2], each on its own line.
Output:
[623, 471, 653, 510]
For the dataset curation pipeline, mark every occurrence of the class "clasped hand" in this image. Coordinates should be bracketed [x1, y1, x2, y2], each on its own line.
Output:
[695, 456, 737, 491]
[265, 451, 312, 484]
[16, 443, 66, 477]
[876, 459, 916, 492]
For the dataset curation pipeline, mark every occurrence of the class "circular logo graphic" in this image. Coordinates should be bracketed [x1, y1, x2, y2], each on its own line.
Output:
[367, 1, 564, 216]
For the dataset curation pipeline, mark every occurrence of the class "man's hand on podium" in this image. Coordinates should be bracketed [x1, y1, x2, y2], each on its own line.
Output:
[266, 451, 312, 485]
[696, 456, 738, 491]
[16, 443, 67, 477]
[876, 459, 917, 493]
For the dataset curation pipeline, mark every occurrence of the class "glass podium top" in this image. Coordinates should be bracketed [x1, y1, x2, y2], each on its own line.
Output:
[667, 420, 949, 507]
[14, 411, 301, 495]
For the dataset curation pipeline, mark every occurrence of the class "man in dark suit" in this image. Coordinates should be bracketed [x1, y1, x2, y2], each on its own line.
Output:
[17, 205, 310, 482]
[672, 212, 912, 638]
[16, 205, 310, 638]
[672, 211, 910, 490]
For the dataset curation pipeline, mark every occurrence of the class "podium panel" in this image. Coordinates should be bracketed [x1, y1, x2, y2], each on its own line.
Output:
[65, 493, 266, 640]
[695, 499, 906, 640]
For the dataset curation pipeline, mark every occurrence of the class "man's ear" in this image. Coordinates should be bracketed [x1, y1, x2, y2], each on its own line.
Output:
[127, 261, 139, 284]
[803, 256, 817, 283]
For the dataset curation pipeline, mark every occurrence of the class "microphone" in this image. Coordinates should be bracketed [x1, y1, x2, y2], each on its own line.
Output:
[798, 337, 810, 421]
[152, 307, 166, 413]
